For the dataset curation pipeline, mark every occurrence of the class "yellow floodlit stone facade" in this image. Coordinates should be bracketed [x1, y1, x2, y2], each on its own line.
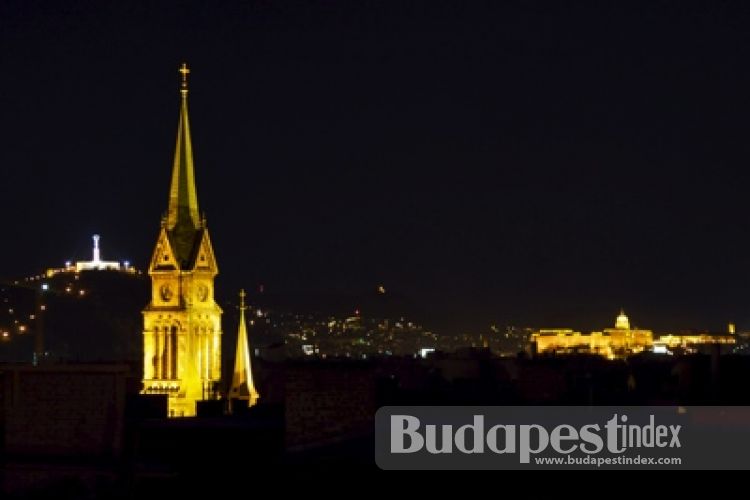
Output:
[141, 64, 222, 417]
[655, 334, 735, 349]
[533, 310, 653, 359]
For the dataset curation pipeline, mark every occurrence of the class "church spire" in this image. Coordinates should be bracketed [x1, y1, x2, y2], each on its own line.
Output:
[166, 62, 201, 230]
[229, 289, 260, 408]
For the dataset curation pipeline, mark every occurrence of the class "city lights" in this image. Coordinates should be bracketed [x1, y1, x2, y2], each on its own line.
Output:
[1, 2, 750, 480]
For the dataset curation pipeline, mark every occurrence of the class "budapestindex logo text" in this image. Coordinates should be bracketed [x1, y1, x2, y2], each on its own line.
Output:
[372, 406, 750, 469]
[391, 414, 682, 463]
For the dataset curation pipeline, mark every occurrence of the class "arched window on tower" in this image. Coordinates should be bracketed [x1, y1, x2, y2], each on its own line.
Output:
[162, 326, 170, 379]
[152, 326, 161, 379]
[170, 325, 178, 379]
[206, 327, 213, 380]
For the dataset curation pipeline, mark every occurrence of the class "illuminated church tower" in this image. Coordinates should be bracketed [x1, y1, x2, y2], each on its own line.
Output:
[228, 289, 260, 410]
[142, 63, 222, 417]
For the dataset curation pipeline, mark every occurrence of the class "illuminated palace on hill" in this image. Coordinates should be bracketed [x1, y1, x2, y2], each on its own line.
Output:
[533, 310, 736, 359]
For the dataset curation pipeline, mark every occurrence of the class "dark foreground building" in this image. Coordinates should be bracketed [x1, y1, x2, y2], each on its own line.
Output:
[3, 350, 750, 495]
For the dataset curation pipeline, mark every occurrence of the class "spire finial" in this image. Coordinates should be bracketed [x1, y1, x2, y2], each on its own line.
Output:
[179, 62, 190, 96]
[239, 289, 247, 311]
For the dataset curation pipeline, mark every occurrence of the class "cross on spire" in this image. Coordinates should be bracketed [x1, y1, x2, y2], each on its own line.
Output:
[239, 289, 247, 311]
[179, 62, 190, 95]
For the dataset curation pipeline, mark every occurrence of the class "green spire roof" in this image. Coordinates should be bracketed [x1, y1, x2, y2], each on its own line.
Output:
[167, 62, 200, 231]
[165, 63, 204, 269]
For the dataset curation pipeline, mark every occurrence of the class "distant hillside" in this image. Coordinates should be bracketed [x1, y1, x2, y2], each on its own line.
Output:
[236, 288, 428, 322]
[0, 271, 148, 365]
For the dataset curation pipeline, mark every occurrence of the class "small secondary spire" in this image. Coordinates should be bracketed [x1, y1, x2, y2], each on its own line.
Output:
[229, 288, 260, 409]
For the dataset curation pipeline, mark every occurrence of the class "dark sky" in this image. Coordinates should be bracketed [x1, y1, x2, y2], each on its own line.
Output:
[3, 0, 750, 333]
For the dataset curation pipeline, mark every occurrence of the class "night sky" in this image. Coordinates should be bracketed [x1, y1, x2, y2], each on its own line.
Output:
[3, 1, 750, 333]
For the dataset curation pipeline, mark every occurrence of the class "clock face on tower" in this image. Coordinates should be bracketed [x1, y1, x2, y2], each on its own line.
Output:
[160, 284, 174, 302]
[196, 284, 209, 302]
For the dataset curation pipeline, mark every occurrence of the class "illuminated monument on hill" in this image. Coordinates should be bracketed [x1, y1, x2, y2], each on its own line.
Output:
[45, 234, 136, 277]
[141, 64, 222, 417]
